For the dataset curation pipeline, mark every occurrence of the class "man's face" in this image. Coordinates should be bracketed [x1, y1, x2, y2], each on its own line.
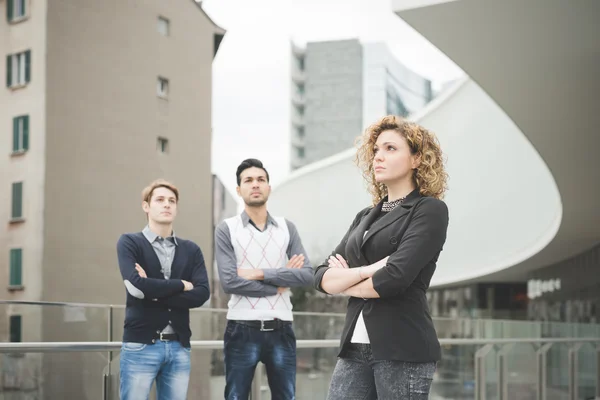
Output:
[237, 167, 271, 207]
[142, 187, 177, 224]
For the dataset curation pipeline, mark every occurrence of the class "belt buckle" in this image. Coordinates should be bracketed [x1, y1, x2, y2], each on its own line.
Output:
[260, 320, 274, 332]
[159, 332, 167, 341]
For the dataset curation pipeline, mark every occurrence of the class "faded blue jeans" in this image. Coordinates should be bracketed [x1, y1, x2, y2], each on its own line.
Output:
[327, 343, 436, 400]
[119, 340, 191, 400]
[224, 320, 297, 400]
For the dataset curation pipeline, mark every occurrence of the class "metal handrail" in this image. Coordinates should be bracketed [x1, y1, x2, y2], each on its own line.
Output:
[0, 300, 348, 317]
[3, 299, 600, 326]
[0, 337, 598, 353]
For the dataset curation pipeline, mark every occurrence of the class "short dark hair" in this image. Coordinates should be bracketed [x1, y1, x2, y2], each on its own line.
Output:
[236, 158, 270, 186]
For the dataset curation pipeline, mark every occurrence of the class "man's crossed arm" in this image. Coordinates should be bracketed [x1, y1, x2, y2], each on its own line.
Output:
[117, 234, 210, 309]
[215, 220, 313, 297]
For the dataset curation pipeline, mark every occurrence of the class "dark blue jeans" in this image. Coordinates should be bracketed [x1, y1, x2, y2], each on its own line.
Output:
[224, 320, 297, 400]
[328, 343, 436, 400]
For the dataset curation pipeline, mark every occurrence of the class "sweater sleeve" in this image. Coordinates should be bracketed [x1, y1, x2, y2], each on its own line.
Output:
[117, 234, 185, 299]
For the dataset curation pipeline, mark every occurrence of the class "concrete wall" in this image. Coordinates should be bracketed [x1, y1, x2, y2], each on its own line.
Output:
[40, 0, 218, 397]
[42, 0, 216, 306]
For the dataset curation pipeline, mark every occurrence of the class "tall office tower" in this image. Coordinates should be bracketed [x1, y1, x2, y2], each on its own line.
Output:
[291, 39, 433, 170]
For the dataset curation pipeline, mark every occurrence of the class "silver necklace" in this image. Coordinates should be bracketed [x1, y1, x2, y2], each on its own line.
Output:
[381, 196, 406, 212]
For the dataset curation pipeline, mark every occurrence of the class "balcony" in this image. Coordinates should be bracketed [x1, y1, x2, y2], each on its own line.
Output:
[292, 89, 305, 106]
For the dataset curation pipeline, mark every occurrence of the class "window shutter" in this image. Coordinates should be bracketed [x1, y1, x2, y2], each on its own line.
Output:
[7, 0, 14, 21]
[13, 117, 19, 152]
[12, 182, 23, 219]
[9, 316, 22, 342]
[6, 55, 12, 87]
[23, 115, 29, 150]
[10, 249, 22, 286]
[25, 50, 31, 83]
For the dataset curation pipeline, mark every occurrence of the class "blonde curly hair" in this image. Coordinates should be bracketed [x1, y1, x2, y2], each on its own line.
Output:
[355, 115, 448, 204]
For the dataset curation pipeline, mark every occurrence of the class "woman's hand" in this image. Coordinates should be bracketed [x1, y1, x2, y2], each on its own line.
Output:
[328, 254, 349, 268]
[320, 255, 388, 295]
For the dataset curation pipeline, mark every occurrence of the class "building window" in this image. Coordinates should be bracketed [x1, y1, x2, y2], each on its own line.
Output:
[295, 55, 304, 71]
[7, 0, 26, 22]
[386, 86, 408, 117]
[157, 16, 170, 36]
[157, 137, 169, 153]
[296, 146, 305, 158]
[9, 249, 23, 288]
[157, 77, 169, 98]
[296, 83, 305, 96]
[297, 126, 305, 138]
[11, 182, 23, 220]
[295, 104, 304, 117]
[9, 315, 22, 342]
[12, 115, 29, 153]
[6, 50, 31, 88]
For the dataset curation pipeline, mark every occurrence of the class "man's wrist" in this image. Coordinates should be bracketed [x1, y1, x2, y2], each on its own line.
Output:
[252, 269, 265, 280]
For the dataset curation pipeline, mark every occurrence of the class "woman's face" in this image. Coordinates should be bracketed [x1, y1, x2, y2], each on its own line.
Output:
[372, 129, 419, 185]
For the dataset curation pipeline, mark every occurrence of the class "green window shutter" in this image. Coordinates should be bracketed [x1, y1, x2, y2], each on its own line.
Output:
[22, 115, 29, 150]
[10, 249, 22, 286]
[20, 0, 25, 17]
[13, 117, 19, 152]
[9, 316, 22, 342]
[7, 0, 14, 21]
[24, 50, 31, 83]
[6, 55, 12, 87]
[12, 182, 23, 219]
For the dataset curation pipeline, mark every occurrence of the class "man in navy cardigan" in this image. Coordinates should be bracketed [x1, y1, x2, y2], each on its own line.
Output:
[116, 179, 210, 400]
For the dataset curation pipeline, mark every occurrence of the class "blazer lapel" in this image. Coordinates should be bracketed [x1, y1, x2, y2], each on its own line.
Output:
[361, 189, 422, 249]
[349, 204, 381, 262]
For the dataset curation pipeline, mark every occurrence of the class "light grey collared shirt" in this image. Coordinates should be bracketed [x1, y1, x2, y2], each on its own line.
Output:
[142, 225, 178, 334]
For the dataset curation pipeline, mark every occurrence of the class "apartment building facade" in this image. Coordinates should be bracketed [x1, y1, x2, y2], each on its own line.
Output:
[1, 0, 224, 397]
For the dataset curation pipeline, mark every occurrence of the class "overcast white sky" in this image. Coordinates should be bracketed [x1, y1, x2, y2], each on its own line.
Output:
[202, 0, 464, 194]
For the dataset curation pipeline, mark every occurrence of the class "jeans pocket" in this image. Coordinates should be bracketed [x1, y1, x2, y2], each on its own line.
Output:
[283, 326, 297, 350]
[182, 346, 192, 353]
[121, 342, 147, 352]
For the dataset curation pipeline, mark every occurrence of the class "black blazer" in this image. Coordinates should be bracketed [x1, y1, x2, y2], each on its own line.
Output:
[314, 189, 449, 362]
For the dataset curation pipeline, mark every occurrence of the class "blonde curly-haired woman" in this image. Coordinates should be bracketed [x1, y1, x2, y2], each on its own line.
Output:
[314, 115, 450, 399]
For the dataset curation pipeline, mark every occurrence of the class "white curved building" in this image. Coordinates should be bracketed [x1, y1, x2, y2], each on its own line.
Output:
[270, 0, 600, 322]
[270, 78, 561, 287]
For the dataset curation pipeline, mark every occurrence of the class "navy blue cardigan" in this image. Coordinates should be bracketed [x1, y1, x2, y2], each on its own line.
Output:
[116, 232, 210, 348]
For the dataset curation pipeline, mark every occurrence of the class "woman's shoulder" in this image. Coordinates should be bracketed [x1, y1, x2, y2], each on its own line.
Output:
[355, 205, 375, 220]
[415, 196, 449, 219]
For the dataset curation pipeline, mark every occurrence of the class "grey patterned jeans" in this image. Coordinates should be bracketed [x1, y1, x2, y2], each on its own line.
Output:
[327, 343, 436, 400]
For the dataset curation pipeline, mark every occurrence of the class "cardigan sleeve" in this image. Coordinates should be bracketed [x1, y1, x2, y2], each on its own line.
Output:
[117, 234, 185, 299]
